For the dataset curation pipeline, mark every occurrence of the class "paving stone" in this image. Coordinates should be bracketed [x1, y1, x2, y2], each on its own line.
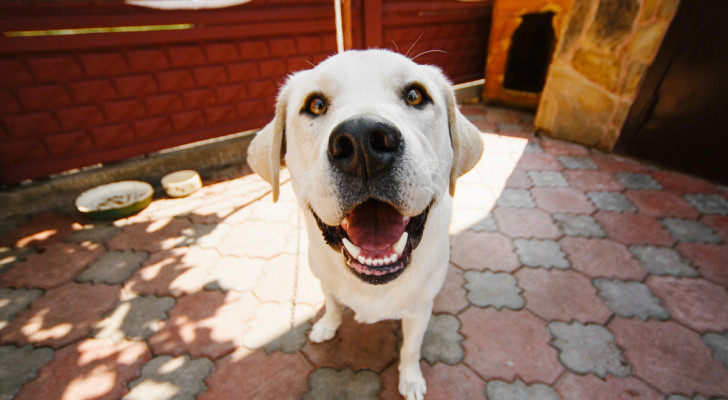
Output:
[203, 255, 265, 292]
[262, 321, 312, 354]
[450, 231, 520, 271]
[200, 349, 312, 399]
[595, 211, 674, 246]
[469, 213, 498, 232]
[703, 215, 728, 242]
[540, 137, 590, 156]
[625, 190, 700, 218]
[0, 246, 35, 274]
[528, 170, 569, 187]
[0, 345, 54, 400]
[614, 172, 662, 189]
[514, 239, 570, 269]
[64, 222, 120, 244]
[123, 247, 219, 297]
[517, 152, 563, 171]
[648, 276, 728, 332]
[496, 188, 535, 208]
[564, 170, 625, 192]
[532, 187, 595, 214]
[14, 338, 150, 400]
[0, 287, 43, 330]
[421, 313, 465, 365]
[493, 208, 562, 239]
[666, 395, 714, 400]
[524, 140, 544, 153]
[1, 282, 120, 348]
[460, 308, 563, 383]
[651, 171, 720, 194]
[302, 308, 400, 373]
[504, 168, 533, 189]
[661, 218, 723, 243]
[464, 270, 524, 310]
[561, 237, 646, 280]
[592, 154, 649, 173]
[0, 212, 76, 249]
[418, 363, 487, 400]
[124, 354, 214, 400]
[108, 217, 192, 252]
[148, 290, 258, 359]
[685, 194, 728, 215]
[433, 264, 469, 315]
[93, 295, 175, 342]
[548, 321, 632, 378]
[517, 268, 612, 324]
[556, 373, 663, 400]
[0, 242, 105, 289]
[587, 191, 637, 213]
[610, 317, 728, 396]
[485, 378, 561, 400]
[252, 252, 324, 307]
[553, 213, 606, 238]
[217, 220, 294, 259]
[175, 223, 217, 247]
[629, 245, 698, 277]
[594, 279, 670, 320]
[244, 300, 316, 351]
[302, 366, 381, 400]
[676, 243, 728, 286]
[559, 155, 598, 170]
[76, 249, 149, 284]
[702, 332, 728, 369]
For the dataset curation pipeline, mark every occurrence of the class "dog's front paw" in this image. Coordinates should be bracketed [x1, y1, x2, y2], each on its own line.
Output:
[398, 369, 427, 400]
[308, 320, 338, 343]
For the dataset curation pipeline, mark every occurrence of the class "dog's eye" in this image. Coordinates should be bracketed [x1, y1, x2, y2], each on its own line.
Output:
[304, 94, 328, 116]
[403, 84, 430, 108]
[405, 87, 424, 106]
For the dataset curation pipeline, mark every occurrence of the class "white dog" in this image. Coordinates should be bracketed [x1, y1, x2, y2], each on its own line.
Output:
[247, 49, 483, 399]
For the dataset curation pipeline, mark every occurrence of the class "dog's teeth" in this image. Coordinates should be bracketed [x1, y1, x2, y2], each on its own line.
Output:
[391, 253, 399, 263]
[365, 258, 373, 266]
[393, 232, 408, 256]
[342, 238, 361, 258]
[383, 256, 391, 265]
[403, 216, 410, 225]
[358, 255, 366, 264]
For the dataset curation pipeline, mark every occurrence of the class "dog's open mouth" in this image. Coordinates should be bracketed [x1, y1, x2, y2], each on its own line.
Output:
[312, 199, 431, 285]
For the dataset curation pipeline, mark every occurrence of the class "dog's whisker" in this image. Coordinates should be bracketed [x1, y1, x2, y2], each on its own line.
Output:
[411, 49, 447, 61]
[405, 32, 425, 59]
[391, 41, 400, 54]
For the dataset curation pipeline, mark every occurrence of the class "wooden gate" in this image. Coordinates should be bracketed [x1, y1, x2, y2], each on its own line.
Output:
[0, 0, 492, 185]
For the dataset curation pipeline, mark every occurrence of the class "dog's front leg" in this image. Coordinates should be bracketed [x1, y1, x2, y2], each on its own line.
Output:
[309, 290, 343, 343]
[398, 310, 431, 400]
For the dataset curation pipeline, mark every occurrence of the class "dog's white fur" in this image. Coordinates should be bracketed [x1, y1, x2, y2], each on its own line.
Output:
[247, 49, 483, 399]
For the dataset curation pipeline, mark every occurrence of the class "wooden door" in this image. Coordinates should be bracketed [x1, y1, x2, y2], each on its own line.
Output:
[616, 0, 728, 184]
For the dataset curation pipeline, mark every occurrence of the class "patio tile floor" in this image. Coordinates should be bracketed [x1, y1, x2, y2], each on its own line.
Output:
[1, 104, 727, 399]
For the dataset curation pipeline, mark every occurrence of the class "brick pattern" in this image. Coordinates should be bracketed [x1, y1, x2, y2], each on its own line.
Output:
[0, 1, 338, 184]
[0, 0, 494, 184]
[2, 105, 728, 399]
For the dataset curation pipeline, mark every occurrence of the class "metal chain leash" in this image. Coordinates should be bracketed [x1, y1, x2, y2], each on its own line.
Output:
[290, 205, 301, 329]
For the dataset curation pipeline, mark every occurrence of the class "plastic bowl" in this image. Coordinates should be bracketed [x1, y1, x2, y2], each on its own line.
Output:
[75, 180, 154, 220]
[161, 170, 202, 197]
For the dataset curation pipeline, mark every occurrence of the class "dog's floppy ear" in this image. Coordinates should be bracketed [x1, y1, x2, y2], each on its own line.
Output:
[426, 67, 484, 196]
[247, 78, 294, 202]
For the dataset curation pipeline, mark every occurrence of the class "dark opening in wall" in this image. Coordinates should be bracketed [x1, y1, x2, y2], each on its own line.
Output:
[503, 12, 556, 93]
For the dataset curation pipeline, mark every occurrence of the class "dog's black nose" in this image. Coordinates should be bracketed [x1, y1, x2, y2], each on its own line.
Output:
[328, 114, 403, 180]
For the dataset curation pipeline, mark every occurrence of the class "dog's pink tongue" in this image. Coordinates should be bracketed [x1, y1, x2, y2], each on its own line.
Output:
[344, 200, 405, 250]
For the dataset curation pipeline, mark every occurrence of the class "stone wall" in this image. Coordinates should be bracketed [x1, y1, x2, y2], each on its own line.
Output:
[534, 0, 680, 150]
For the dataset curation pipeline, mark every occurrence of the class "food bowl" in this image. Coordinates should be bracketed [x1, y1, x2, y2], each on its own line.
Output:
[161, 170, 202, 197]
[75, 180, 154, 220]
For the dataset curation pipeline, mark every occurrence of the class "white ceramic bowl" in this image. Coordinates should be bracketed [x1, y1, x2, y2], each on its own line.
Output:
[161, 170, 202, 197]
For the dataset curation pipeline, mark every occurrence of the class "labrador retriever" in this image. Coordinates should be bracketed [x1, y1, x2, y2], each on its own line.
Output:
[247, 49, 483, 399]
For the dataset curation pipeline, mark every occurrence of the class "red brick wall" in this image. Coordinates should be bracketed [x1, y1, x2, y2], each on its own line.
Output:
[0, 0, 492, 185]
